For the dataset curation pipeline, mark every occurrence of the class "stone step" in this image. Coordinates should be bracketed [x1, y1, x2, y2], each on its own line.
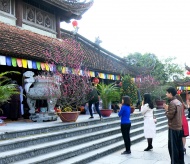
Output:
[0, 124, 146, 163]
[61, 138, 141, 164]
[0, 110, 165, 141]
[156, 115, 168, 123]
[12, 132, 145, 164]
[154, 109, 165, 113]
[0, 114, 145, 141]
[0, 111, 167, 164]
[0, 116, 120, 140]
[0, 119, 169, 164]
[0, 116, 146, 152]
[0, 113, 167, 153]
[62, 125, 169, 164]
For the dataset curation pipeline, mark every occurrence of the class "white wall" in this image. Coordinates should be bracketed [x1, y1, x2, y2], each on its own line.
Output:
[22, 24, 56, 38]
[0, 11, 16, 26]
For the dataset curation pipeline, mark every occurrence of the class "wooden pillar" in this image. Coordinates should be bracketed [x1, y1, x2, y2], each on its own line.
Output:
[56, 15, 61, 38]
[15, 0, 23, 27]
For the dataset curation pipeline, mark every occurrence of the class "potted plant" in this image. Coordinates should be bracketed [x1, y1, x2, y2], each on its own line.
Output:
[121, 74, 138, 113]
[152, 85, 167, 109]
[97, 83, 120, 117]
[56, 73, 92, 122]
[43, 34, 93, 122]
[0, 71, 20, 124]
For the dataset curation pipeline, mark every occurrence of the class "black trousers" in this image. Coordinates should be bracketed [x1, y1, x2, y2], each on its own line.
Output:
[168, 129, 184, 164]
[89, 101, 101, 118]
[121, 123, 131, 151]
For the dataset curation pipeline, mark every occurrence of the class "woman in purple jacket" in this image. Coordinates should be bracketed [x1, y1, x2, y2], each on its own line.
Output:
[118, 96, 131, 154]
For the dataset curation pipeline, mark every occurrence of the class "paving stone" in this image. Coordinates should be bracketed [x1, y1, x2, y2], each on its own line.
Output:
[120, 158, 157, 164]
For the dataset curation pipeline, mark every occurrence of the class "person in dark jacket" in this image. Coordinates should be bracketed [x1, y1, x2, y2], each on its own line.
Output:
[163, 87, 184, 164]
[88, 86, 102, 120]
[118, 96, 131, 154]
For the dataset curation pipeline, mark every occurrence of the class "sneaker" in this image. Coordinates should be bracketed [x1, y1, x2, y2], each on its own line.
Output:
[121, 151, 131, 154]
[89, 117, 94, 119]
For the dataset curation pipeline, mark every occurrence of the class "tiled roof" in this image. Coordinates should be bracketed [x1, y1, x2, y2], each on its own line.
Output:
[61, 30, 134, 74]
[43, 0, 94, 16]
[0, 22, 134, 74]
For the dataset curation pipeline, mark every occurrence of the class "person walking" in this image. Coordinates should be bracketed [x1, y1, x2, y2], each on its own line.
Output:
[118, 96, 131, 154]
[88, 85, 102, 120]
[141, 93, 156, 151]
[163, 87, 184, 164]
[175, 94, 189, 154]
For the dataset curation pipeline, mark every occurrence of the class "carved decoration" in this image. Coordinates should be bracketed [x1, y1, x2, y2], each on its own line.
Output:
[0, 0, 10, 13]
[44, 15, 51, 28]
[27, 7, 35, 22]
[36, 11, 43, 25]
[23, 3, 55, 30]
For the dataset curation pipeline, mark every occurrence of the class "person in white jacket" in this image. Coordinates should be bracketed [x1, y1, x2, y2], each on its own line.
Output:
[141, 93, 156, 151]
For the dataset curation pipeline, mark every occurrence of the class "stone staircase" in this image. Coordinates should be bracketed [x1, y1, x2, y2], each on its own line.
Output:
[0, 109, 169, 164]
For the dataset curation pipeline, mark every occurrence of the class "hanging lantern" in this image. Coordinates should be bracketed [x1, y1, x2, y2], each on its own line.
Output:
[72, 20, 78, 28]
[186, 71, 190, 75]
[177, 90, 181, 95]
[93, 77, 99, 84]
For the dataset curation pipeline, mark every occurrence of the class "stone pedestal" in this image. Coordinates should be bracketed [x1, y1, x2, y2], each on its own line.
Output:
[30, 113, 58, 122]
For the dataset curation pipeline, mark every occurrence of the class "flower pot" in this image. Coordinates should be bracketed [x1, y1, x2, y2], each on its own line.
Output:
[58, 111, 80, 122]
[155, 100, 166, 109]
[100, 109, 113, 117]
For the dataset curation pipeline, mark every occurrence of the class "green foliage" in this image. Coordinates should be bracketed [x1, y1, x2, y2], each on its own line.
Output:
[97, 83, 120, 109]
[124, 53, 184, 100]
[121, 74, 138, 105]
[0, 71, 20, 104]
[124, 53, 184, 84]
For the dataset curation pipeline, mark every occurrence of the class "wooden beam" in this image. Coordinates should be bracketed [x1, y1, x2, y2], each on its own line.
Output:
[56, 15, 61, 38]
[15, 0, 23, 27]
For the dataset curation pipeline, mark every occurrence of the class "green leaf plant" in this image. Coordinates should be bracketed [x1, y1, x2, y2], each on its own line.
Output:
[97, 83, 120, 109]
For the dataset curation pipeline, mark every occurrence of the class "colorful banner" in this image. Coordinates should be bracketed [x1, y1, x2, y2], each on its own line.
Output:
[0, 55, 121, 81]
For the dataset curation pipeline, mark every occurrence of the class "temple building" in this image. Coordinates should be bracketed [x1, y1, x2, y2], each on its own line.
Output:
[0, 0, 135, 82]
[0, 0, 136, 120]
[173, 64, 190, 101]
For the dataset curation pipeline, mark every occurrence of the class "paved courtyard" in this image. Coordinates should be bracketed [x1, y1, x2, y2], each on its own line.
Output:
[90, 130, 190, 164]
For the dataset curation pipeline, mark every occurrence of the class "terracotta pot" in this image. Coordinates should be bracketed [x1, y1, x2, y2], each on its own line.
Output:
[58, 111, 80, 122]
[155, 100, 166, 109]
[100, 109, 113, 117]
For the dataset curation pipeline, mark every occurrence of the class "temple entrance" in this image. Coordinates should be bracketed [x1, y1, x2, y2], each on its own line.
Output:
[0, 65, 41, 120]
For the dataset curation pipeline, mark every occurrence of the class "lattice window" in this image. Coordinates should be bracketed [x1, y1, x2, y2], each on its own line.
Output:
[0, 0, 14, 15]
[23, 3, 55, 31]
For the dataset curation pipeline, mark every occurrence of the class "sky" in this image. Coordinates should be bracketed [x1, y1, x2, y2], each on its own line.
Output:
[61, 0, 190, 67]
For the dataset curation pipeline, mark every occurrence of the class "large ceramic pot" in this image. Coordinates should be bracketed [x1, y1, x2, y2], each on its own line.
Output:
[100, 109, 113, 117]
[58, 111, 80, 122]
[155, 100, 166, 109]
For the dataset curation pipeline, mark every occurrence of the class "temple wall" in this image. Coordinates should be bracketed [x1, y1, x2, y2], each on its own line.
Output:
[0, 11, 16, 26]
[22, 24, 56, 38]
